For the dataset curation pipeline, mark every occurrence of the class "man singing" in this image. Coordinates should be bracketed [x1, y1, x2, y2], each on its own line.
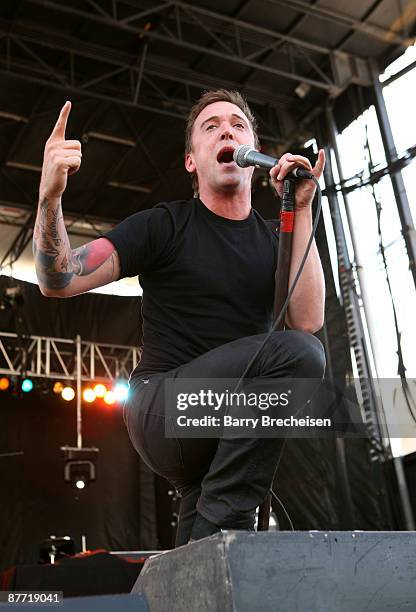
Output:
[33, 89, 326, 546]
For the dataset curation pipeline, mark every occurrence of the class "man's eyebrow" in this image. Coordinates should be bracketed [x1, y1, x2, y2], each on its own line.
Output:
[199, 114, 248, 129]
[231, 113, 248, 125]
[200, 115, 219, 129]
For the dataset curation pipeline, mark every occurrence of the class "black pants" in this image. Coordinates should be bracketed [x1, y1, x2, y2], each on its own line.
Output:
[123, 330, 325, 547]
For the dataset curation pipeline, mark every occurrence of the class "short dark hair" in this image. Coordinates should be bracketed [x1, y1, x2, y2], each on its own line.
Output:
[185, 89, 259, 192]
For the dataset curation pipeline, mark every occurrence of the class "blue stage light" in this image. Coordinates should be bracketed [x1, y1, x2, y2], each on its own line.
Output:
[21, 378, 34, 393]
[114, 382, 129, 402]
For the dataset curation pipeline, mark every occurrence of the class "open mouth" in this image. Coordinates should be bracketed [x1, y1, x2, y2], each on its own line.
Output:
[217, 146, 235, 164]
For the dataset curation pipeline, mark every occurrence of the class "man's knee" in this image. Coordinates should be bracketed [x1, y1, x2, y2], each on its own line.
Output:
[290, 330, 325, 377]
[272, 329, 326, 378]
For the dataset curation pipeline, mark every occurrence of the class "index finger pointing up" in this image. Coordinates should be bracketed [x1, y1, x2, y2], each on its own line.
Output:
[312, 148, 325, 179]
[50, 101, 71, 140]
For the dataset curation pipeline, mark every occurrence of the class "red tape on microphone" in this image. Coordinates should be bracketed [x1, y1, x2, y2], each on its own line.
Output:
[280, 210, 294, 233]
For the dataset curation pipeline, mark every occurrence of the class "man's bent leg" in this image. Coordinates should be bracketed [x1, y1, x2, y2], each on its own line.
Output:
[175, 482, 202, 547]
[125, 330, 325, 543]
[174, 330, 326, 540]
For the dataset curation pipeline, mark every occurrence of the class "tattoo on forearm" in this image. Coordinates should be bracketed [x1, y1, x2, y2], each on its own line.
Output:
[33, 198, 115, 291]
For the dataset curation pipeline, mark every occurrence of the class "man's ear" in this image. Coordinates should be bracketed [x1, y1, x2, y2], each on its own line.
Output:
[185, 153, 196, 174]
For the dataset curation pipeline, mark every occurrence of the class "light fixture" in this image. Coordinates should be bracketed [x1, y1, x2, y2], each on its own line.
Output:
[61, 387, 75, 401]
[93, 383, 107, 398]
[75, 478, 86, 490]
[103, 390, 116, 405]
[62, 446, 99, 490]
[53, 382, 64, 394]
[1, 285, 25, 309]
[39, 536, 75, 564]
[114, 383, 129, 402]
[0, 377, 10, 391]
[294, 82, 311, 99]
[64, 461, 95, 489]
[83, 388, 96, 403]
[21, 378, 33, 393]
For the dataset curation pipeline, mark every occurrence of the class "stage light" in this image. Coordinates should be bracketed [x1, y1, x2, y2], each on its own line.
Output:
[93, 383, 107, 398]
[53, 382, 64, 394]
[103, 390, 116, 405]
[61, 387, 75, 401]
[83, 388, 96, 403]
[62, 447, 98, 490]
[21, 378, 33, 393]
[0, 377, 10, 391]
[114, 382, 129, 402]
[39, 536, 75, 564]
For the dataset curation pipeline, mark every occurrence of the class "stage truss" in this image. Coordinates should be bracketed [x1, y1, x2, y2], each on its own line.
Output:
[0, 331, 140, 383]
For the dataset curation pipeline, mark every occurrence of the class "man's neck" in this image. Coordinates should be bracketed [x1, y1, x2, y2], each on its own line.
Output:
[198, 186, 251, 220]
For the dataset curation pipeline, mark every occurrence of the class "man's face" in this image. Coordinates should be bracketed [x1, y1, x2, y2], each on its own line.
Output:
[185, 101, 256, 194]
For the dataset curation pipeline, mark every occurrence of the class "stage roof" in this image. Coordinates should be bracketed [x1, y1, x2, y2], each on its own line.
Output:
[0, 0, 415, 289]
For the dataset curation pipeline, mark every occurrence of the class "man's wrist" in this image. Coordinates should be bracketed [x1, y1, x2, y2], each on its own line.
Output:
[38, 193, 61, 206]
[293, 204, 313, 220]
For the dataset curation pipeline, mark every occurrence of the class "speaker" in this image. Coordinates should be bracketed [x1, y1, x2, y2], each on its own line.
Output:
[133, 530, 416, 612]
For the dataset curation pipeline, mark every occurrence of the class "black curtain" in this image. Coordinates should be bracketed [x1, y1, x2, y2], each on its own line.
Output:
[0, 255, 393, 571]
[0, 275, 142, 345]
[0, 276, 162, 572]
[0, 390, 160, 572]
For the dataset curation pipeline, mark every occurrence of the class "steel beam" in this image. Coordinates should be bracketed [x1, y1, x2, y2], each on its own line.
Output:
[238, 0, 321, 97]
[0, 331, 140, 382]
[25, 0, 339, 92]
[0, 70, 279, 145]
[381, 58, 416, 87]
[0, 19, 292, 108]
[335, 0, 386, 53]
[29, 0, 333, 54]
[323, 118, 391, 467]
[265, 0, 413, 48]
[370, 60, 416, 289]
[0, 24, 290, 141]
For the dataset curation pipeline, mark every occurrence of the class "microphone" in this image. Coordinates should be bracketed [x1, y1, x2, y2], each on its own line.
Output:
[233, 145, 314, 179]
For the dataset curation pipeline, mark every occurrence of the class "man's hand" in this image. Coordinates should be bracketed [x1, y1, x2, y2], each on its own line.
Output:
[269, 149, 325, 211]
[39, 101, 82, 201]
[34, 101, 120, 298]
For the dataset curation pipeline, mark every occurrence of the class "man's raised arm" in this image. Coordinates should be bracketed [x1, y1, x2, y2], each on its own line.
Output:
[33, 101, 120, 298]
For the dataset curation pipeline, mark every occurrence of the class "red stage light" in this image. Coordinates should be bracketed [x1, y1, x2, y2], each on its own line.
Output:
[0, 377, 10, 391]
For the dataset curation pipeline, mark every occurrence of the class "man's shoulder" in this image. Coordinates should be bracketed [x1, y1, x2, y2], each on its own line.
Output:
[153, 198, 195, 217]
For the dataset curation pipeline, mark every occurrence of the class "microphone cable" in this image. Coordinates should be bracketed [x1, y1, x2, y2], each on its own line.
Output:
[237, 176, 322, 531]
[232, 175, 322, 531]
[233, 175, 322, 392]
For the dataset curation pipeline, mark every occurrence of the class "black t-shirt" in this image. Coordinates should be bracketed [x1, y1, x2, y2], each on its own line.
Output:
[104, 198, 279, 378]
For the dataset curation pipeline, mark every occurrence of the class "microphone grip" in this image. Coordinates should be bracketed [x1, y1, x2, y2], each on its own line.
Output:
[249, 150, 276, 169]
[291, 166, 314, 180]
[273, 178, 295, 326]
[241, 147, 314, 178]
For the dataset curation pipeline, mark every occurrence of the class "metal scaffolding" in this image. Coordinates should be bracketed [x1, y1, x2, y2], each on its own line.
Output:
[0, 331, 139, 382]
[0, 0, 376, 138]
[0, 330, 140, 449]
